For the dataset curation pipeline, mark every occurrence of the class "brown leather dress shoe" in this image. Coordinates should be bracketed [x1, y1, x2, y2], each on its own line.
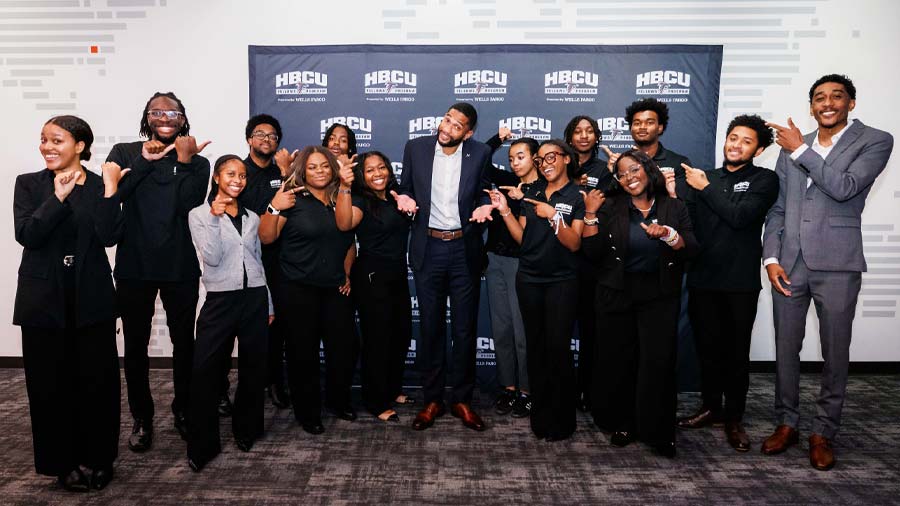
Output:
[724, 421, 751, 452]
[809, 434, 835, 471]
[412, 401, 445, 431]
[761, 424, 799, 455]
[450, 403, 486, 431]
[677, 409, 723, 429]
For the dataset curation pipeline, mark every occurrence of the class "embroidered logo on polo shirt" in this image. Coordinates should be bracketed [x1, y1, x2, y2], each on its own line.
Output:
[733, 181, 750, 192]
[270, 179, 282, 188]
[554, 203, 573, 215]
[585, 176, 599, 188]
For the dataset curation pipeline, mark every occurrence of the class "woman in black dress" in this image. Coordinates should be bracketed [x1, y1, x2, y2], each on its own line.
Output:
[259, 146, 358, 435]
[13, 115, 123, 491]
[335, 151, 412, 422]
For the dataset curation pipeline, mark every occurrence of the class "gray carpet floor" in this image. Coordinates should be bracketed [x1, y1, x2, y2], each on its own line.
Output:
[0, 369, 898, 505]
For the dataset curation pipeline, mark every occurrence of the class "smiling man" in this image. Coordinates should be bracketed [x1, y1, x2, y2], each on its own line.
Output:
[761, 74, 893, 470]
[393, 103, 494, 432]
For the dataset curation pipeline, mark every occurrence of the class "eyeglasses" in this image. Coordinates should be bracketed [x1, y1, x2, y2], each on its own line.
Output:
[533, 151, 565, 167]
[614, 164, 643, 182]
[250, 131, 279, 142]
[147, 110, 184, 120]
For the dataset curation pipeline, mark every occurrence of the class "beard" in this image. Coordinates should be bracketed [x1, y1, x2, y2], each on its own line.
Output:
[251, 145, 275, 161]
[724, 154, 753, 169]
[438, 135, 464, 148]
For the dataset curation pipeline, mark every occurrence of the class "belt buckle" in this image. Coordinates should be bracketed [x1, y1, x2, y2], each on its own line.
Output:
[62, 255, 74, 267]
[441, 230, 454, 241]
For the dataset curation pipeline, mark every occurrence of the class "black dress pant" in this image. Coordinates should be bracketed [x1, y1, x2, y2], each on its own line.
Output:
[688, 289, 759, 422]
[413, 237, 479, 405]
[593, 272, 679, 447]
[352, 256, 411, 416]
[516, 276, 578, 439]
[187, 287, 268, 463]
[22, 319, 120, 476]
[263, 244, 287, 388]
[576, 267, 598, 407]
[118, 279, 198, 421]
[281, 280, 358, 424]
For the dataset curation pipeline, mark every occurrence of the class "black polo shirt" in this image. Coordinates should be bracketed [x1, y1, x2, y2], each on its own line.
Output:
[579, 156, 614, 192]
[687, 162, 779, 292]
[240, 156, 283, 216]
[485, 166, 524, 257]
[651, 142, 693, 200]
[352, 194, 411, 265]
[279, 192, 353, 287]
[625, 200, 661, 274]
[518, 180, 585, 283]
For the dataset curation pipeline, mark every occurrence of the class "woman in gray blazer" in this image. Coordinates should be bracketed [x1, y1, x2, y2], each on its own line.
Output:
[186, 154, 272, 472]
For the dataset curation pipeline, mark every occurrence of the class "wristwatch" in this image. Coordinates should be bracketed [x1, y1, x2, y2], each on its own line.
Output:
[266, 204, 280, 215]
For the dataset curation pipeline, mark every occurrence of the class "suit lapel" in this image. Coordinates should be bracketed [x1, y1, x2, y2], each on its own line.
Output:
[457, 139, 474, 209]
[825, 119, 863, 162]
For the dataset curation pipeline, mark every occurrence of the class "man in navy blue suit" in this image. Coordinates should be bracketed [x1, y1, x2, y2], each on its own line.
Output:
[392, 103, 494, 431]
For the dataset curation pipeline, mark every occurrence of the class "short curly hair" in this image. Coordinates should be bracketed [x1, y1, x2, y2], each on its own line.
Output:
[726, 114, 774, 150]
[808, 74, 856, 103]
[625, 98, 669, 130]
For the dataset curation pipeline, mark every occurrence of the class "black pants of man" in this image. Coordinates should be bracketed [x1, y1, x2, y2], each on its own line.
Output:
[688, 289, 759, 422]
[22, 320, 120, 476]
[413, 236, 479, 406]
[353, 256, 411, 416]
[187, 287, 268, 463]
[281, 280, 358, 424]
[593, 273, 680, 447]
[117, 279, 198, 421]
[517, 276, 578, 440]
[575, 267, 599, 409]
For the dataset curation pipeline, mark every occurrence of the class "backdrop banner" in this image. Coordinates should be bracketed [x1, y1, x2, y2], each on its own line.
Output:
[249, 44, 723, 392]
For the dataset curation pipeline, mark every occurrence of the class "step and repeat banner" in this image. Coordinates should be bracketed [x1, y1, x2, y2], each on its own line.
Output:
[249, 44, 723, 390]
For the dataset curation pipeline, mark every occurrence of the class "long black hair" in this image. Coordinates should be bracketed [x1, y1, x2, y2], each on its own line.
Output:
[322, 123, 358, 157]
[139, 91, 190, 139]
[352, 151, 399, 219]
[605, 149, 667, 200]
[563, 115, 601, 161]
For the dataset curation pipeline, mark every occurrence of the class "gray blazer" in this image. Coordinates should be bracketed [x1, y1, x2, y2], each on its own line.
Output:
[189, 203, 272, 312]
[763, 119, 893, 273]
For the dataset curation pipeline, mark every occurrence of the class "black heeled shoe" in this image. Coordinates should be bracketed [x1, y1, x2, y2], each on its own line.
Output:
[90, 466, 114, 490]
[610, 431, 634, 447]
[301, 420, 325, 435]
[376, 411, 400, 423]
[235, 437, 254, 452]
[57, 467, 89, 492]
[326, 405, 357, 421]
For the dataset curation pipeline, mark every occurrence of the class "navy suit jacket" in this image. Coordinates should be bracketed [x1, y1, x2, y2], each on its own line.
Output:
[399, 135, 492, 272]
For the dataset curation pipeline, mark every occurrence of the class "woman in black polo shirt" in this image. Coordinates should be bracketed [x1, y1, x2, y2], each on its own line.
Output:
[14, 116, 123, 491]
[259, 146, 357, 435]
[581, 149, 699, 458]
[335, 151, 412, 422]
[488, 139, 585, 441]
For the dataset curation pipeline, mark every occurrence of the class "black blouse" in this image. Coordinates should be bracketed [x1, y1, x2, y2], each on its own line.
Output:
[279, 192, 353, 287]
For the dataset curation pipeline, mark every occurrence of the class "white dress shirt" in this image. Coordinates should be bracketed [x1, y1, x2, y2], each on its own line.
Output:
[428, 141, 463, 230]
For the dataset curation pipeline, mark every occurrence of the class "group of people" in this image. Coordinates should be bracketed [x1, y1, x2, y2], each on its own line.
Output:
[13, 73, 893, 492]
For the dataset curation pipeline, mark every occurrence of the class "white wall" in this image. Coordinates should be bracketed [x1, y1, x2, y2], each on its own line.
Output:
[2, 0, 898, 360]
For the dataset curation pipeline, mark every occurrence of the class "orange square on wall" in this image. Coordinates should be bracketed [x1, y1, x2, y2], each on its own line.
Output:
[90, 46, 99, 54]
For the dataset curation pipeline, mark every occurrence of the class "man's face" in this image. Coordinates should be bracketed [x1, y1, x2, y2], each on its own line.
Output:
[723, 125, 763, 168]
[810, 81, 855, 130]
[326, 125, 350, 158]
[629, 110, 664, 147]
[247, 123, 279, 158]
[146, 96, 185, 143]
[437, 108, 473, 148]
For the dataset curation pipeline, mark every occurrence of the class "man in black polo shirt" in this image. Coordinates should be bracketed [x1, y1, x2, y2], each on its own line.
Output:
[239, 114, 293, 410]
[677, 114, 779, 452]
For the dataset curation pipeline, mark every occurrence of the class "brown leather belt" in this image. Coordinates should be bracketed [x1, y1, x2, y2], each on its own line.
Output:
[427, 228, 463, 241]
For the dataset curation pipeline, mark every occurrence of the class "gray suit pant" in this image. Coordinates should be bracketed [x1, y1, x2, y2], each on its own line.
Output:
[772, 252, 861, 439]
[485, 252, 529, 391]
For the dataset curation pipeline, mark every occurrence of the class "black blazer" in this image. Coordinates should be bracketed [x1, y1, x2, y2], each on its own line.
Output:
[399, 135, 492, 272]
[581, 194, 699, 307]
[13, 169, 121, 328]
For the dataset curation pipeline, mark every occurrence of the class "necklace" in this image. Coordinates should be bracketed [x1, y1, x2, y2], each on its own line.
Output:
[634, 198, 655, 213]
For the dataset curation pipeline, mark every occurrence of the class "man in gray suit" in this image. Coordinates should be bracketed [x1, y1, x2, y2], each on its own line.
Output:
[761, 74, 893, 470]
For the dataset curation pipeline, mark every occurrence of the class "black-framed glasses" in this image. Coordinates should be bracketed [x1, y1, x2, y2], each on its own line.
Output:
[533, 151, 565, 167]
[147, 110, 184, 120]
[250, 131, 279, 142]
[614, 164, 642, 182]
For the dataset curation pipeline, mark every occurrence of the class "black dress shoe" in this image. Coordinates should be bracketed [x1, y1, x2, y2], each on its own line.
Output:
[57, 467, 89, 492]
[654, 441, 677, 458]
[90, 466, 114, 490]
[677, 408, 723, 429]
[217, 394, 234, 417]
[173, 410, 189, 440]
[301, 420, 325, 435]
[545, 430, 574, 442]
[326, 405, 357, 421]
[128, 418, 153, 452]
[268, 383, 291, 409]
[610, 431, 634, 447]
[188, 457, 206, 473]
[494, 389, 517, 415]
[235, 437, 253, 452]
[511, 394, 532, 418]
[724, 421, 751, 452]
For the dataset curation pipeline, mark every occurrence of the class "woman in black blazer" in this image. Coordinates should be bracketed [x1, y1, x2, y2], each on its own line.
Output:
[13, 116, 125, 491]
[581, 149, 699, 458]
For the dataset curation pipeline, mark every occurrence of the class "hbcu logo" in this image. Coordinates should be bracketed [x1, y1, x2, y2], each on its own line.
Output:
[499, 116, 552, 141]
[453, 70, 508, 95]
[598, 117, 634, 142]
[408, 116, 443, 140]
[544, 70, 599, 95]
[320, 116, 373, 145]
[635, 70, 691, 95]
[364, 69, 417, 95]
[391, 162, 403, 180]
[274, 70, 328, 95]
